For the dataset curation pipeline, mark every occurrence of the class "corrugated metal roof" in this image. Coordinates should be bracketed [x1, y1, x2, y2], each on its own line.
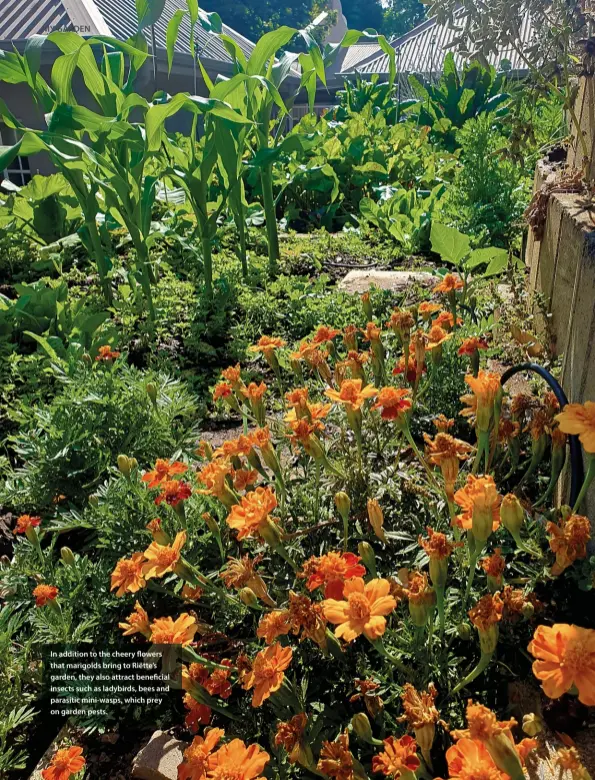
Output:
[355, 10, 533, 77]
[0, 0, 71, 39]
[339, 42, 381, 73]
[0, 0, 255, 65]
[92, 0, 255, 63]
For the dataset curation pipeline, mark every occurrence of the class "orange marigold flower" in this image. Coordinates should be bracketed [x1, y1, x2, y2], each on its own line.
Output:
[241, 382, 268, 402]
[206, 738, 270, 780]
[362, 322, 382, 343]
[154, 480, 192, 507]
[286, 591, 328, 648]
[119, 601, 151, 638]
[392, 355, 424, 383]
[424, 432, 473, 501]
[403, 571, 436, 625]
[555, 401, 595, 453]
[285, 388, 310, 416]
[183, 693, 211, 732]
[480, 549, 506, 581]
[547, 511, 591, 576]
[346, 350, 369, 369]
[453, 475, 501, 541]
[110, 553, 146, 597]
[206, 661, 233, 699]
[181, 584, 203, 602]
[33, 584, 59, 607]
[241, 642, 293, 707]
[501, 586, 541, 621]
[426, 324, 452, 350]
[318, 731, 354, 780]
[444, 738, 508, 780]
[301, 551, 366, 600]
[434, 310, 462, 331]
[212, 435, 253, 460]
[142, 458, 187, 489]
[399, 682, 440, 729]
[325, 379, 377, 411]
[528, 623, 595, 706]
[419, 527, 458, 560]
[387, 309, 415, 335]
[434, 273, 464, 294]
[434, 414, 455, 432]
[226, 486, 278, 540]
[463, 371, 502, 432]
[149, 613, 197, 646]
[95, 345, 120, 361]
[350, 678, 384, 718]
[554, 747, 591, 780]
[14, 514, 41, 534]
[41, 746, 85, 780]
[197, 459, 234, 503]
[220, 555, 274, 606]
[177, 727, 225, 780]
[275, 713, 309, 764]
[257, 610, 291, 645]
[233, 468, 259, 492]
[451, 701, 516, 742]
[249, 335, 286, 358]
[213, 381, 234, 402]
[221, 363, 242, 386]
[322, 577, 397, 643]
[371, 387, 412, 421]
[459, 336, 489, 356]
[418, 301, 442, 321]
[469, 592, 504, 633]
[372, 735, 420, 778]
[313, 325, 341, 343]
[142, 531, 186, 580]
[498, 417, 521, 443]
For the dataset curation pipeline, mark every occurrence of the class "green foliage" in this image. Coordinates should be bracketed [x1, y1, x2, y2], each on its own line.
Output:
[200, 0, 331, 42]
[333, 75, 400, 122]
[0, 174, 82, 246]
[359, 183, 446, 254]
[0, 361, 197, 510]
[430, 222, 510, 277]
[442, 114, 528, 248]
[381, 0, 426, 38]
[408, 53, 510, 149]
[271, 108, 456, 231]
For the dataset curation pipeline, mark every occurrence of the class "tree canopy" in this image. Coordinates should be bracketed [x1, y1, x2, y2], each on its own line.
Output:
[200, 0, 331, 41]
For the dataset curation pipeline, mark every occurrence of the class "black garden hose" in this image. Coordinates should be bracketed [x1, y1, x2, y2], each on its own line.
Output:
[499, 362, 584, 507]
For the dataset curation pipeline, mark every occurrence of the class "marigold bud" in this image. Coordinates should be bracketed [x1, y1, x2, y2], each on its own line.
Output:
[334, 492, 351, 519]
[458, 623, 472, 640]
[202, 512, 220, 535]
[146, 382, 158, 405]
[88, 495, 99, 507]
[81, 353, 92, 366]
[521, 601, 535, 619]
[238, 587, 259, 608]
[117, 454, 132, 476]
[260, 517, 283, 548]
[358, 541, 376, 573]
[367, 499, 387, 543]
[351, 712, 374, 744]
[500, 493, 524, 537]
[60, 547, 76, 567]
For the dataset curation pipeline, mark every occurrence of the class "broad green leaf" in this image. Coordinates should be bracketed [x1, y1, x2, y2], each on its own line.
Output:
[484, 251, 510, 276]
[219, 35, 247, 71]
[466, 246, 506, 269]
[136, 0, 167, 31]
[23, 331, 63, 363]
[298, 29, 326, 85]
[166, 10, 185, 74]
[430, 222, 470, 267]
[0, 50, 26, 83]
[247, 27, 296, 76]
[24, 35, 45, 83]
[378, 36, 396, 87]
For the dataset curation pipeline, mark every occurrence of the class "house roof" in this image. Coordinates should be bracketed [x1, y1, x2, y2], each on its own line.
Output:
[0, 0, 255, 66]
[350, 9, 533, 76]
[338, 42, 382, 73]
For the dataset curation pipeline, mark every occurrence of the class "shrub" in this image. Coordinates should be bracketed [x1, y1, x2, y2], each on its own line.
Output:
[0, 360, 197, 510]
[442, 114, 528, 248]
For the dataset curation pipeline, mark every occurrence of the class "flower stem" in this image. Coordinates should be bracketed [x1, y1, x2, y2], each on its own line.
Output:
[573, 454, 595, 514]
[452, 651, 494, 694]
